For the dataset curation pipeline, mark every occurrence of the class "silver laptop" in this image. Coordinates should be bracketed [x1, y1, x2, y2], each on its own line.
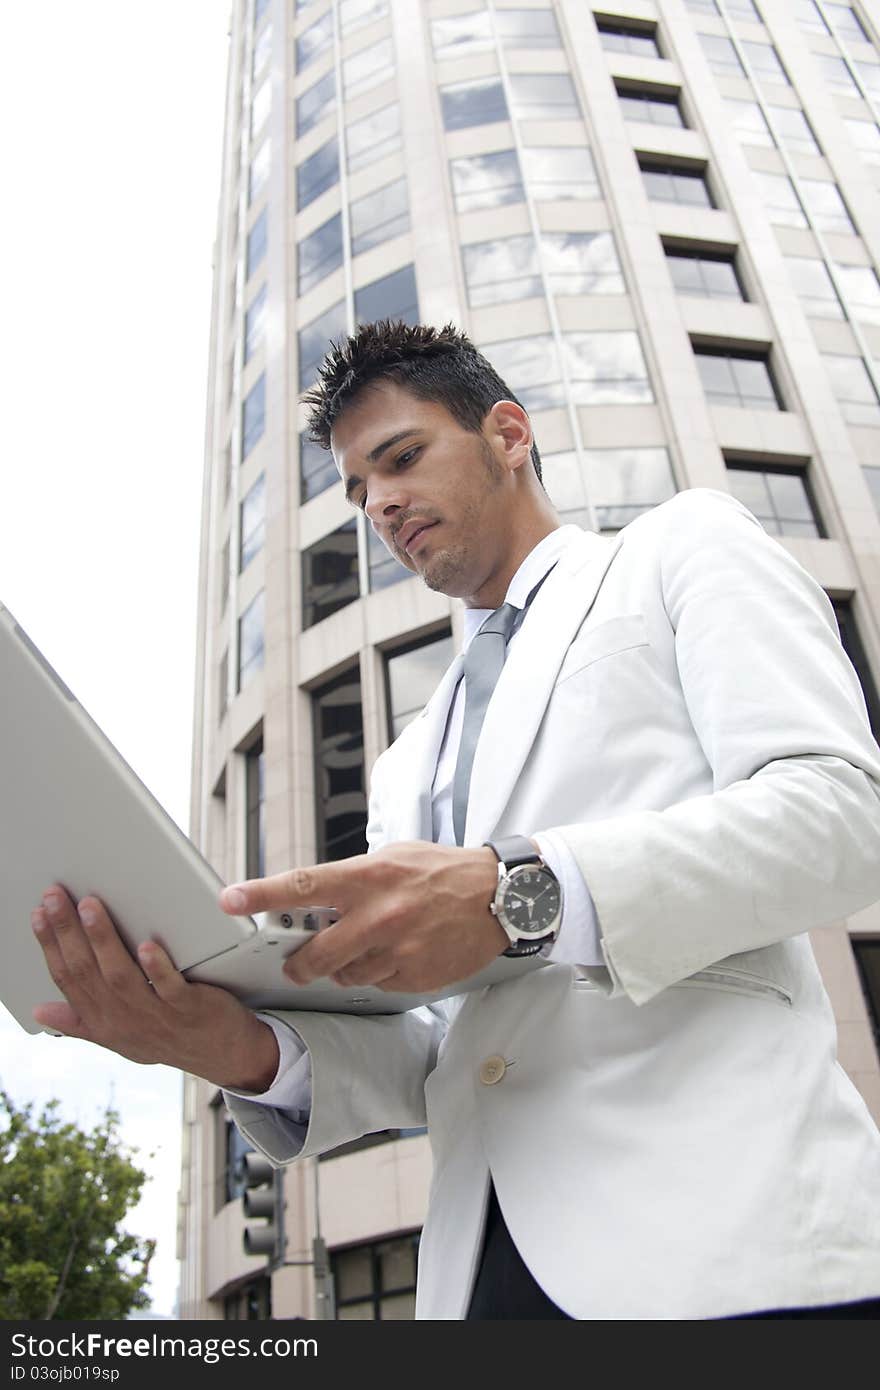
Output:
[0, 603, 543, 1033]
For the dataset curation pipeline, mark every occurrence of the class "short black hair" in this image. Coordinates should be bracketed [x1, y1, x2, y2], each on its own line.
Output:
[301, 319, 543, 483]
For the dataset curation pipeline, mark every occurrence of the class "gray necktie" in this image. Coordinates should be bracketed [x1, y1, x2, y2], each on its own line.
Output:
[452, 601, 519, 846]
[451, 566, 555, 845]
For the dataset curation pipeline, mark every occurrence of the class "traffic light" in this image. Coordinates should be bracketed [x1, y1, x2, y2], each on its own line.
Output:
[242, 1151, 282, 1260]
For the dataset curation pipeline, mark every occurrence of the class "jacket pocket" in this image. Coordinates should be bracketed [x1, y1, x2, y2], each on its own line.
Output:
[674, 966, 793, 1008]
[556, 614, 649, 685]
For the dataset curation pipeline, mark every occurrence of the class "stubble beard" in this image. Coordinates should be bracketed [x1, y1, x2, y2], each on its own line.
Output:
[420, 442, 505, 597]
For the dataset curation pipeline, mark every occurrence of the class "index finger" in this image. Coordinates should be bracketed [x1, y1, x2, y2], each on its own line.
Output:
[219, 856, 362, 917]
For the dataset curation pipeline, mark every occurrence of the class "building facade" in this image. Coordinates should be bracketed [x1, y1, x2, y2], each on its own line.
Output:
[177, 0, 880, 1319]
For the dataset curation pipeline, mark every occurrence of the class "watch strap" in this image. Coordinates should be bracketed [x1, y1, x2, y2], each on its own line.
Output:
[484, 834, 543, 869]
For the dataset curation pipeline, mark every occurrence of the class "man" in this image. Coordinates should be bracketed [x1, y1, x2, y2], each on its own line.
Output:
[33, 322, 880, 1319]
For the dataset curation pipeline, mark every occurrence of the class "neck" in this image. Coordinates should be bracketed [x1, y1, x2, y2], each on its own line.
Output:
[465, 512, 560, 610]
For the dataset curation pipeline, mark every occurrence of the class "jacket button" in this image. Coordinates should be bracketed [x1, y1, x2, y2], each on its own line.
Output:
[479, 1055, 507, 1085]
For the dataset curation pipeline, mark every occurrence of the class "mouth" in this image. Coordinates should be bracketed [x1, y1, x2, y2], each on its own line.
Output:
[400, 521, 439, 555]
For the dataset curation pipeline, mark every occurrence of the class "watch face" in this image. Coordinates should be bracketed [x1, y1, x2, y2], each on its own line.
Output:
[497, 867, 561, 937]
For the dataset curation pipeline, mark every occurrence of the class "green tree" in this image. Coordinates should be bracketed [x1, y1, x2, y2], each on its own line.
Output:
[0, 1088, 155, 1319]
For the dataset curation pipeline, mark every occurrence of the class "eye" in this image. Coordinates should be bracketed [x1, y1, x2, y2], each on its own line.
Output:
[396, 447, 420, 468]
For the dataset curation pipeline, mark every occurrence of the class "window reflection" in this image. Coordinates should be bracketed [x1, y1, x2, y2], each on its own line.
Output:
[298, 213, 344, 296]
[441, 78, 508, 131]
[450, 150, 523, 214]
[297, 137, 339, 211]
[350, 177, 410, 257]
[565, 332, 654, 405]
[347, 102, 402, 173]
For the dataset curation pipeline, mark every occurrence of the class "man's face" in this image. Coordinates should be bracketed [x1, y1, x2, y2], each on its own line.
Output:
[331, 382, 517, 602]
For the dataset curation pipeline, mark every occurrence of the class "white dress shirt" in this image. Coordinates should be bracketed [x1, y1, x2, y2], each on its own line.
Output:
[225, 525, 603, 1118]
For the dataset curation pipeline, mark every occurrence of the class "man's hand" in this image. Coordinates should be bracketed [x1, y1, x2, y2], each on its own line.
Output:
[220, 842, 507, 992]
[30, 886, 280, 1092]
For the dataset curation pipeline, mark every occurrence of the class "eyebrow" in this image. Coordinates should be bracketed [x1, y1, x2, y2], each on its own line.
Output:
[343, 429, 420, 502]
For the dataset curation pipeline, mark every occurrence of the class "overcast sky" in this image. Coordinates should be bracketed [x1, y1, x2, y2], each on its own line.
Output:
[0, 2, 231, 1316]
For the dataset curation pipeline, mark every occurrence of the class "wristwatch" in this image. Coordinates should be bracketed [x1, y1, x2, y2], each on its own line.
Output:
[483, 835, 563, 958]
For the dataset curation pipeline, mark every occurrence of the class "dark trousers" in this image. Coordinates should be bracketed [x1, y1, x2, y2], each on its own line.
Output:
[467, 1183, 880, 1321]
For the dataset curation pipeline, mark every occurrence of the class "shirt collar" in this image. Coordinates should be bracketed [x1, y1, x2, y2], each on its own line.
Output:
[462, 524, 583, 651]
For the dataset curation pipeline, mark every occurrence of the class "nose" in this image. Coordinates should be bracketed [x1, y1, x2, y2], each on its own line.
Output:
[364, 474, 410, 528]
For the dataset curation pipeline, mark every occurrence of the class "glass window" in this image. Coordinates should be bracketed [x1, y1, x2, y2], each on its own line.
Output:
[742, 41, 789, 85]
[219, 649, 228, 723]
[244, 736, 265, 890]
[542, 448, 676, 530]
[584, 447, 676, 530]
[346, 102, 401, 172]
[340, 0, 389, 33]
[544, 232, 624, 296]
[724, 97, 774, 148]
[441, 78, 508, 131]
[640, 163, 714, 207]
[255, 0, 271, 27]
[685, 0, 720, 13]
[617, 87, 685, 127]
[343, 37, 393, 99]
[247, 207, 268, 278]
[496, 8, 561, 49]
[296, 10, 333, 73]
[834, 601, 880, 741]
[822, 354, 880, 426]
[564, 332, 654, 405]
[354, 264, 419, 326]
[242, 374, 266, 458]
[785, 256, 844, 318]
[463, 234, 542, 307]
[253, 22, 272, 78]
[249, 139, 271, 205]
[853, 939, 880, 1053]
[508, 73, 580, 122]
[793, 0, 829, 33]
[300, 430, 338, 504]
[801, 180, 856, 236]
[298, 298, 347, 390]
[835, 264, 880, 324]
[312, 663, 368, 862]
[240, 473, 266, 570]
[302, 519, 360, 629]
[297, 136, 339, 210]
[238, 591, 265, 693]
[826, 4, 870, 43]
[332, 1233, 420, 1320]
[844, 117, 880, 166]
[298, 212, 344, 296]
[520, 145, 600, 200]
[726, 0, 762, 18]
[296, 68, 336, 138]
[694, 350, 782, 410]
[367, 523, 410, 593]
[666, 250, 746, 300]
[856, 61, 880, 98]
[769, 105, 820, 156]
[814, 54, 859, 93]
[251, 79, 271, 137]
[431, 10, 493, 61]
[450, 149, 523, 214]
[220, 536, 230, 616]
[864, 465, 880, 519]
[596, 23, 661, 59]
[244, 282, 268, 362]
[698, 33, 746, 78]
[725, 464, 821, 537]
[350, 177, 409, 256]
[751, 171, 806, 228]
[482, 334, 564, 412]
[385, 633, 455, 739]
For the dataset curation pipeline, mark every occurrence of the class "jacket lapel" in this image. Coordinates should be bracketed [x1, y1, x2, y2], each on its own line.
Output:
[464, 527, 624, 845]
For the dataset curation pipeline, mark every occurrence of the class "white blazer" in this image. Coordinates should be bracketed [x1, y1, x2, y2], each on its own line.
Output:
[228, 488, 880, 1319]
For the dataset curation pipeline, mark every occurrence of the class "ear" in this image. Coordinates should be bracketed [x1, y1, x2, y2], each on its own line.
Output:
[485, 400, 533, 475]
